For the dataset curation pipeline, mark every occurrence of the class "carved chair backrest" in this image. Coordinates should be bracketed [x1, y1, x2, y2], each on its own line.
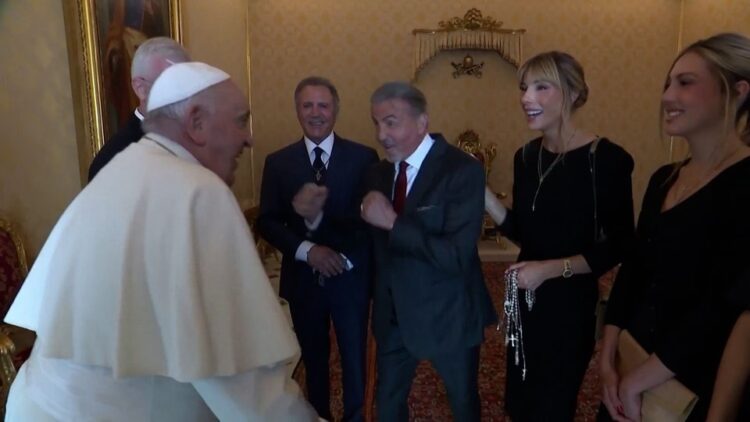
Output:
[0, 217, 28, 318]
[456, 129, 497, 179]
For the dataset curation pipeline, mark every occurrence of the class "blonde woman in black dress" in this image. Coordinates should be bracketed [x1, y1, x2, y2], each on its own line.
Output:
[485, 51, 635, 420]
[599, 33, 750, 422]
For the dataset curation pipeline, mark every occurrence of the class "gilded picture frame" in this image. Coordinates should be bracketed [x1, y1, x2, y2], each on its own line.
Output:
[62, 0, 182, 184]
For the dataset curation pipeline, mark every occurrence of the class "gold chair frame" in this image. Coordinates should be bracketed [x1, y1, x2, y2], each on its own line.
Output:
[455, 130, 507, 245]
[0, 216, 29, 415]
[0, 219, 27, 280]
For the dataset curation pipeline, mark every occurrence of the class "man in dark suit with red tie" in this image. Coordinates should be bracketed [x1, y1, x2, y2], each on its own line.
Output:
[257, 76, 378, 422]
[361, 82, 496, 421]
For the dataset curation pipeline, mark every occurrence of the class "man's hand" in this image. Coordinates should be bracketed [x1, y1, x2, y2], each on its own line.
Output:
[307, 245, 345, 277]
[361, 191, 397, 230]
[293, 183, 328, 222]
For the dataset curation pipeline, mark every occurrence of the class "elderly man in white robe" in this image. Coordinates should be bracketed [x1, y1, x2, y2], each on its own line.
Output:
[4, 62, 319, 421]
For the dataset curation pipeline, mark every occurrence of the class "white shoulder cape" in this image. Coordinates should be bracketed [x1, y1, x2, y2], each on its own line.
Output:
[6, 135, 299, 382]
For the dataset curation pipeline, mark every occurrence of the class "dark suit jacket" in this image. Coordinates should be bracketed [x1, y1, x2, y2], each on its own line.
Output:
[257, 134, 379, 305]
[88, 112, 144, 181]
[365, 134, 496, 358]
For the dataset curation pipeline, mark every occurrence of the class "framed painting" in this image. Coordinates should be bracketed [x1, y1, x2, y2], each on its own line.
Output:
[62, 0, 182, 184]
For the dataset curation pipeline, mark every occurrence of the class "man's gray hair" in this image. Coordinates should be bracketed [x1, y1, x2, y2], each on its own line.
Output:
[131, 37, 190, 79]
[142, 89, 215, 132]
[370, 81, 427, 116]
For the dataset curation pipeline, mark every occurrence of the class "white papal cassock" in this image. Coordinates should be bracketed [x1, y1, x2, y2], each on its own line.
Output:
[4, 134, 316, 421]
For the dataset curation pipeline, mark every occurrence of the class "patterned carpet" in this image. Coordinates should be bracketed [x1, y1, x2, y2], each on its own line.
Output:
[299, 262, 612, 421]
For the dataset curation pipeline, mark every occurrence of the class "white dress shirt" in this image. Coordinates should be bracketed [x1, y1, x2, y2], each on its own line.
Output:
[393, 133, 435, 197]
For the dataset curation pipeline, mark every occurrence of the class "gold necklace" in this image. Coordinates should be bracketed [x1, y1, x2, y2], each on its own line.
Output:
[531, 129, 577, 212]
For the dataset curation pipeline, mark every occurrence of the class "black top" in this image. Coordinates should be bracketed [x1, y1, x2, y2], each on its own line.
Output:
[88, 112, 144, 181]
[500, 137, 635, 278]
[605, 157, 750, 420]
[730, 274, 750, 421]
[730, 268, 750, 310]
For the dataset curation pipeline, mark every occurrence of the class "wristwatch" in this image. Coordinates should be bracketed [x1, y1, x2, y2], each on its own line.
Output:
[562, 259, 573, 278]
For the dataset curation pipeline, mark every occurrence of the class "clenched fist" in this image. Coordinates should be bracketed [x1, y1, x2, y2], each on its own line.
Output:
[361, 191, 397, 230]
[293, 183, 328, 222]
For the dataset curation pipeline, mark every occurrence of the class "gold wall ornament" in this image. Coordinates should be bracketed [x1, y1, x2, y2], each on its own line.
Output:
[451, 54, 484, 78]
[62, 0, 183, 186]
[439, 8, 503, 31]
[412, 8, 525, 81]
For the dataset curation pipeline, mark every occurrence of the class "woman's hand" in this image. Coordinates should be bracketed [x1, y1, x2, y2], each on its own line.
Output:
[507, 260, 556, 291]
[600, 360, 627, 420]
[615, 353, 673, 422]
[484, 186, 507, 225]
[618, 375, 643, 422]
[598, 325, 635, 421]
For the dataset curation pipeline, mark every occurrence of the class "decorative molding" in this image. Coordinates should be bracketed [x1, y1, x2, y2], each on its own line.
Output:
[438, 8, 503, 31]
[412, 8, 525, 81]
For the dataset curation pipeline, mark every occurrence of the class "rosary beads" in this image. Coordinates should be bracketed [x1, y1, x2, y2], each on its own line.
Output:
[501, 268, 535, 380]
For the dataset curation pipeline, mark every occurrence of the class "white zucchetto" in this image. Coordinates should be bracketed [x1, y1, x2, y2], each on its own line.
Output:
[147, 62, 230, 112]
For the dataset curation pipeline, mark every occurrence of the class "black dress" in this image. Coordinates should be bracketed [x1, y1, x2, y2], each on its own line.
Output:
[727, 274, 750, 421]
[499, 137, 635, 421]
[602, 157, 750, 421]
[731, 275, 750, 421]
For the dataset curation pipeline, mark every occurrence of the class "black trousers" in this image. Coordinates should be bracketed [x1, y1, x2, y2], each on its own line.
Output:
[375, 329, 480, 422]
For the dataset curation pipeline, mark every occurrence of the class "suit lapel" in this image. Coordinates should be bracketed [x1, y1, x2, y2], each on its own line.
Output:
[404, 135, 448, 213]
[325, 134, 346, 195]
[372, 160, 395, 198]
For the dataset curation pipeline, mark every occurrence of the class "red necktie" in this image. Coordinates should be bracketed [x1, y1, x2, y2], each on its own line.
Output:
[393, 161, 408, 214]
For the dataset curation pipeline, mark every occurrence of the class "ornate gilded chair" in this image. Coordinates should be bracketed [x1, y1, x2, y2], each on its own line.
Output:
[455, 130, 507, 244]
[0, 216, 31, 413]
[456, 129, 496, 178]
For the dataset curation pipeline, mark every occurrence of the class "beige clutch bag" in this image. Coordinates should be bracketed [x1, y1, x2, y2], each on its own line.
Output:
[616, 330, 698, 422]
